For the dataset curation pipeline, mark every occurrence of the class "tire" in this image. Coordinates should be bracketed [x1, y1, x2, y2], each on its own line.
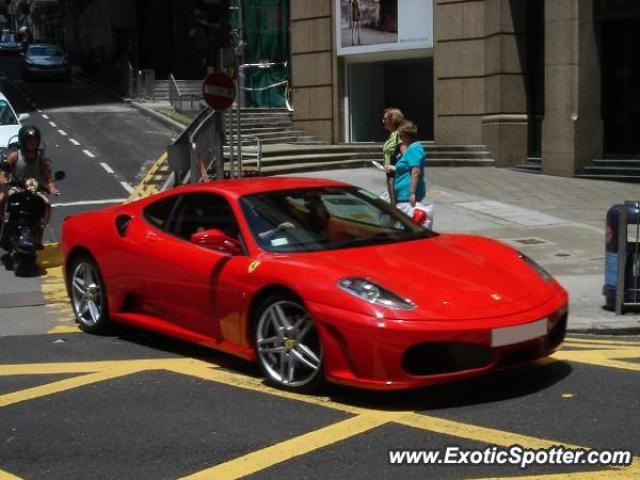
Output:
[68, 254, 111, 334]
[604, 294, 616, 312]
[254, 295, 325, 392]
[14, 252, 34, 277]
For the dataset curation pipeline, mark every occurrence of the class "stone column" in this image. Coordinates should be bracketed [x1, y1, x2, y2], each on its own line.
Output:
[480, 0, 528, 167]
[542, 0, 602, 176]
[434, 0, 486, 146]
[290, 0, 336, 143]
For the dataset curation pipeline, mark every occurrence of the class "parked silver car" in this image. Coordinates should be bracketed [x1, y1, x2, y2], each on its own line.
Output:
[22, 44, 71, 81]
[0, 30, 21, 54]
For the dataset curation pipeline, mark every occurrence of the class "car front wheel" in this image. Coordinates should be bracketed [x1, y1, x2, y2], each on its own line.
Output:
[255, 297, 324, 392]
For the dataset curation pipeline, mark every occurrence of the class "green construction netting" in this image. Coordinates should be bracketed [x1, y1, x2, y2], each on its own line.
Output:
[240, 0, 289, 108]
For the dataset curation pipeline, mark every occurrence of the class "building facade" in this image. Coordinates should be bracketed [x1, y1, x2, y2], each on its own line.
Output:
[289, 0, 639, 177]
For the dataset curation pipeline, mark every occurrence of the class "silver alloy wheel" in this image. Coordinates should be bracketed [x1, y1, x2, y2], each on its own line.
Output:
[71, 261, 103, 327]
[256, 300, 322, 388]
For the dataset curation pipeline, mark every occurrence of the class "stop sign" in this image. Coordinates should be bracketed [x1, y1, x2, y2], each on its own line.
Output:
[202, 71, 235, 110]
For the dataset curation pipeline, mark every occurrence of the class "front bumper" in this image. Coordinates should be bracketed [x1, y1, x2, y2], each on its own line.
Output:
[23, 64, 70, 78]
[308, 292, 568, 391]
[0, 46, 22, 54]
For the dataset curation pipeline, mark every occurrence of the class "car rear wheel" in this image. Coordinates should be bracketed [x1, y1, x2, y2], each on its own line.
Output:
[69, 255, 111, 334]
[255, 297, 324, 392]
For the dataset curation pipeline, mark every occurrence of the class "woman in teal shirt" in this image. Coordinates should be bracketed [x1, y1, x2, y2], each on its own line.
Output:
[385, 120, 426, 207]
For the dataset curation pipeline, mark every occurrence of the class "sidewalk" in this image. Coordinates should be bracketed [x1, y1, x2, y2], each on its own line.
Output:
[297, 166, 640, 334]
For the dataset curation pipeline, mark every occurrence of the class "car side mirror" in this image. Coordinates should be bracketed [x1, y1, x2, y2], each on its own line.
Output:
[54, 170, 65, 181]
[18, 113, 30, 122]
[191, 228, 241, 255]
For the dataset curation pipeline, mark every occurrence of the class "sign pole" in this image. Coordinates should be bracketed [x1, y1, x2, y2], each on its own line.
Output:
[201, 70, 235, 180]
[215, 52, 225, 181]
[236, 0, 245, 177]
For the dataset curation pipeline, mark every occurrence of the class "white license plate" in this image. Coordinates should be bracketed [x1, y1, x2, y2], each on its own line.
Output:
[491, 318, 547, 347]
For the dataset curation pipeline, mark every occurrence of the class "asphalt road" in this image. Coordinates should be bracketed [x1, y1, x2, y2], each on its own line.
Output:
[0, 54, 174, 330]
[0, 54, 174, 238]
[0, 330, 638, 479]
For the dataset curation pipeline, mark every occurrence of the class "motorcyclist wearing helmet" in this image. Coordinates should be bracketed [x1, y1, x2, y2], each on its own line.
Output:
[2, 125, 58, 194]
[0, 125, 57, 227]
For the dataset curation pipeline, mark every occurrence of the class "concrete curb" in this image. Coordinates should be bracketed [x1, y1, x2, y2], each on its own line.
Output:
[567, 325, 640, 335]
[127, 101, 186, 134]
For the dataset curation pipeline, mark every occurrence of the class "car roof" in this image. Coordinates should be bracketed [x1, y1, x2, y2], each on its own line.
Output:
[165, 176, 352, 198]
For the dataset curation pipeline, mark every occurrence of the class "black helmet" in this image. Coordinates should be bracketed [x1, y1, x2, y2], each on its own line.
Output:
[18, 125, 41, 149]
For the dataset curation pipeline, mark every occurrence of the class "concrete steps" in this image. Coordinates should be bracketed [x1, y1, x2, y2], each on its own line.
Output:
[227, 142, 495, 175]
[511, 157, 542, 174]
[576, 158, 640, 182]
[223, 108, 322, 145]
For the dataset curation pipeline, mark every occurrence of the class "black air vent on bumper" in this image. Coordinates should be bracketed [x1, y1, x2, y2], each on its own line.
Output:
[402, 342, 492, 376]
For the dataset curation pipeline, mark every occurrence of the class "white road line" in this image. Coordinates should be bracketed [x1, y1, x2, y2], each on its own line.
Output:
[52, 198, 126, 208]
[120, 181, 134, 193]
[100, 162, 114, 174]
[69, 138, 80, 146]
[49, 121, 57, 128]
[37, 108, 43, 113]
[58, 129, 67, 136]
[82, 149, 96, 158]
[42, 114, 49, 119]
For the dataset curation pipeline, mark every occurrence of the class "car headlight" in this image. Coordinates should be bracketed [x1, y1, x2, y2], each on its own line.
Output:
[517, 252, 553, 283]
[338, 277, 415, 310]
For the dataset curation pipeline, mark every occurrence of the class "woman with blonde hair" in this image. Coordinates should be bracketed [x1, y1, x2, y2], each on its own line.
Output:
[381, 107, 404, 204]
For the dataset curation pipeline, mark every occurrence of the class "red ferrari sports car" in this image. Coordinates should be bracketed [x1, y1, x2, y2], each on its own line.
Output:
[61, 177, 568, 392]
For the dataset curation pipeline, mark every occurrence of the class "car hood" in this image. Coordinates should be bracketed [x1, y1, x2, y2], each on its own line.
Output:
[0, 125, 20, 147]
[277, 235, 556, 320]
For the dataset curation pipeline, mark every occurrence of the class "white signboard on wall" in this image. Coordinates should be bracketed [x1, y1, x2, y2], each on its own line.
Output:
[336, 0, 433, 56]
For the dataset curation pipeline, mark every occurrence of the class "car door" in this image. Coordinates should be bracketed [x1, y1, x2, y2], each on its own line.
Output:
[139, 192, 250, 340]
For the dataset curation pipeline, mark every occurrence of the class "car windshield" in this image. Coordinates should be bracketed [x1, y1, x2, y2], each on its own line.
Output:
[29, 47, 63, 57]
[0, 100, 18, 126]
[0, 32, 15, 43]
[240, 186, 435, 253]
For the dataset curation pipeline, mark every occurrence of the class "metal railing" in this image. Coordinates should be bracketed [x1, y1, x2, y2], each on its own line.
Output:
[169, 73, 202, 115]
[128, 68, 156, 101]
[166, 107, 264, 187]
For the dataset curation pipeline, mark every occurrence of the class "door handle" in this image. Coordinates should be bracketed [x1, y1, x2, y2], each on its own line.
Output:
[146, 231, 159, 242]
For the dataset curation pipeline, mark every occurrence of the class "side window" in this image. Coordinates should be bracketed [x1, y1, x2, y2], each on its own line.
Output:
[143, 196, 179, 230]
[168, 193, 240, 241]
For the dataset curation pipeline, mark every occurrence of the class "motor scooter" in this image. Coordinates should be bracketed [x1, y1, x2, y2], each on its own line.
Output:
[0, 170, 64, 276]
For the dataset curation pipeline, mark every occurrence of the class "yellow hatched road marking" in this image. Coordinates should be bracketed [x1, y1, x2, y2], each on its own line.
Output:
[402, 414, 640, 479]
[0, 357, 638, 478]
[165, 362, 372, 416]
[180, 414, 398, 480]
[0, 368, 139, 408]
[0, 470, 22, 479]
[396, 413, 582, 450]
[554, 349, 640, 373]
